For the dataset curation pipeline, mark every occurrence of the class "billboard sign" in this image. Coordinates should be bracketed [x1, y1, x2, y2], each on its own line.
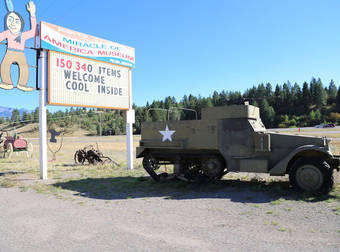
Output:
[40, 21, 135, 68]
[48, 50, 130, 109]
[0, 1, 37, 91]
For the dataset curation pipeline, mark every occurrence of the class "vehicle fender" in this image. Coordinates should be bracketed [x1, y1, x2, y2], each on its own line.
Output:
[136, 146, 147, 158]
[269, 145, 333, 175]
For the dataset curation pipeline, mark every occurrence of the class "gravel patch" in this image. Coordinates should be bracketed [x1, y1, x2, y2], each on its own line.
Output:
[0, 180, 339, 252]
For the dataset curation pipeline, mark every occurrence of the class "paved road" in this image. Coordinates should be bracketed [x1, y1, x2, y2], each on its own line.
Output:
[268, 126, 340, 132]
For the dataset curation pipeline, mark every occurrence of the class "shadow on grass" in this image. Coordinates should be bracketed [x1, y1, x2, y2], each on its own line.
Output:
[53, 176, 339, 203]
[0, 171, 24, 177]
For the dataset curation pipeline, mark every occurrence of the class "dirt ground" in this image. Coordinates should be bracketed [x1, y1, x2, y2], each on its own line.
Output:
[0, 132, 339, 251]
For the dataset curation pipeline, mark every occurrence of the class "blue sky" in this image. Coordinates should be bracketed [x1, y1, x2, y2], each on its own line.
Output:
[1, 0, 340, 112]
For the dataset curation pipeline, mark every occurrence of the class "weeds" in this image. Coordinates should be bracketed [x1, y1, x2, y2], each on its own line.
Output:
[270, 198, 285, 205]
[333, 205, 340, 214]
[0, 139, 339, 205]
[0, 178, 17, 188]
[271, 221, 279, 226]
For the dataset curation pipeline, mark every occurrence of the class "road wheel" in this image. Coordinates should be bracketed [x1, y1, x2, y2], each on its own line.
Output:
[3, 143, 13, 159]
[289, 158, 333, 193]
[174, 163, 185, 176]
[143, 155, 161, 181]
[201, 157, 224, 181]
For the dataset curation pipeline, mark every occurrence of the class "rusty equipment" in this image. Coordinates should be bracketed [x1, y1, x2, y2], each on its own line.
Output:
[74, 144, 118, 166]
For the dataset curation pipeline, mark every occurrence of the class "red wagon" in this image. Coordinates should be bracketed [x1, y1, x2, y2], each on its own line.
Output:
[0, 132, 33, 158]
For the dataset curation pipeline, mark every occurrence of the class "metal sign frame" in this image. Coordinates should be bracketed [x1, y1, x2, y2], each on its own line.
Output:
[47, 50, 131, 110]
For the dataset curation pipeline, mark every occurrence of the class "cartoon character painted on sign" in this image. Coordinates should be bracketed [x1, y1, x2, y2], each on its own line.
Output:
[0, 0, 36, 91]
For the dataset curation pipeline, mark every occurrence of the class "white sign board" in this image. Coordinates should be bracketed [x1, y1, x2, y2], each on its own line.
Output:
[48, 50, 130, 109]
[40, 21, 135, 68]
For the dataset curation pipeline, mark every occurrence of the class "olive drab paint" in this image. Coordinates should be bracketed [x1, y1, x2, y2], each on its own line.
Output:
[137, 104, 340, 193]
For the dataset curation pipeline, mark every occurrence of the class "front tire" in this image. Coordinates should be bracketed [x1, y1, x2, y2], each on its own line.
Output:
[289, 158, 333, 194]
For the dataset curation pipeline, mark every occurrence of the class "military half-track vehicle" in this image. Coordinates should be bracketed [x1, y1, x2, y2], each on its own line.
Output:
[136, 103, 340, 193]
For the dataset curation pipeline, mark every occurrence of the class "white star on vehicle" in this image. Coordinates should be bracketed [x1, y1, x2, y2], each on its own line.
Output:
[159, 125, 176, 142]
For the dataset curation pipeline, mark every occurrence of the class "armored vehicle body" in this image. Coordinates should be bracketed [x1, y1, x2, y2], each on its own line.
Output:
[137, 104, 340, 193]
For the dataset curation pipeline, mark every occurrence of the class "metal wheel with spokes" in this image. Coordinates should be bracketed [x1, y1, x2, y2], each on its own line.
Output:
[3, 143, 13, 159]
[74, 150, 86, 165]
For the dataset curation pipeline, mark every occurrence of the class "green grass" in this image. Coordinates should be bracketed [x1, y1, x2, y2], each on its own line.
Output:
[0, 178, 17, 188]
[284, 207, 293, 212]
[266, 210, 274, 214]
[278, 227, 287, 232]
[0, 154, 339, 205]
[330, 184, 340, 200]
[270, 198, 285, 205]
[333, 205, 340, 214]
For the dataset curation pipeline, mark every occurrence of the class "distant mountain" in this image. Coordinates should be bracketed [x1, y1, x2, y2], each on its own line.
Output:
[0, 106, 32, 118]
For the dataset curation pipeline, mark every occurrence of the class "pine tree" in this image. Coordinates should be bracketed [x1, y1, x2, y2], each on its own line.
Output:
[282, 83, 291, 114]
[33, 107, 39, 122]
[273, 84, 282, 113]
[256, 83, 266, 98]
[310, 78, 317, 104]
[260, 99, 275, 127]
[11, 109, 20, 123]
[336, 87, 340, 112]
[327, 79, 337, 104]
[22, 112, 31, 122]
[265, 83, 273, 104]
[302, 82, 310, 113]
[212, 91, 220, 106]
[314, 79, 326, 108]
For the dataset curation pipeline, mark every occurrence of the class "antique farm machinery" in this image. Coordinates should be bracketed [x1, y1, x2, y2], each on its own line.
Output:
[74, 144, 119, 166]
[0, 131, 33, 158]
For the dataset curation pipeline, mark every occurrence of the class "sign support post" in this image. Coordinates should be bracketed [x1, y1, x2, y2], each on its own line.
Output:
[39, 22, 135, 172]
[126, 69, 134, 170]
[39, 49, 48, 179]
